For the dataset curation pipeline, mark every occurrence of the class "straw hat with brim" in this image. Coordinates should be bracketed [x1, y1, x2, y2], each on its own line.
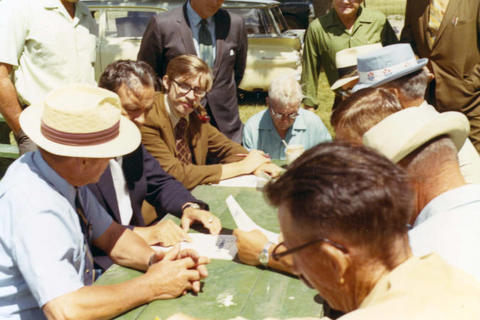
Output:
[352, 43, 428, 93]
[20, 84, 141, 158]
[330, 43, 383, 91]
[363, 107, 469, 163]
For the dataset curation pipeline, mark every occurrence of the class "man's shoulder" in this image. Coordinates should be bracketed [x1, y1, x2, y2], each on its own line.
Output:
[244, 109, 269, 129]
[152, 6, 184, 24]
[358, 7, 388, 23]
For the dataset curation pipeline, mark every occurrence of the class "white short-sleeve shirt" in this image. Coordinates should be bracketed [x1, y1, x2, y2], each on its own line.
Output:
[0, 0, 97, 106]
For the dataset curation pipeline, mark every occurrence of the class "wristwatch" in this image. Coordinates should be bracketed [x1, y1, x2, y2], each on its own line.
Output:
[183, 202, 201, 211]
[258, 241, 273, 267]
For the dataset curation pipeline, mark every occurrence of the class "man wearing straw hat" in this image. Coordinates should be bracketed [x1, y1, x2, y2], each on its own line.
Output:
[0, 84, 209, 319]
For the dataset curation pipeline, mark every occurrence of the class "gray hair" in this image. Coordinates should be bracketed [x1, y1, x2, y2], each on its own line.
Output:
[268, 74, 303, 109]
[386, 69, 429, 101]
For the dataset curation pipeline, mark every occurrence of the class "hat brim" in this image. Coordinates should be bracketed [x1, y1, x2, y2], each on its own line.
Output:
[330, 75, 359, 91]
[352, 58, 429, 93]
[20, 102, 141, 158]
[363, 110, 469, 163]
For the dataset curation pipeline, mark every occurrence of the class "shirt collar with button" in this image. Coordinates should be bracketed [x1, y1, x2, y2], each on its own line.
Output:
[186, 0, 214, 28]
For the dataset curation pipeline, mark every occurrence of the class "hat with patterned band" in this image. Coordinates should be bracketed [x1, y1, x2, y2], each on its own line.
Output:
[20, 84, 141, 158]
[330, 43, 383, 91]
[352, 43, 428, 93]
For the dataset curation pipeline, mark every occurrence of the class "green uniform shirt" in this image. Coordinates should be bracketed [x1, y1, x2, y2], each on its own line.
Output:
[301, 7, 398, 108]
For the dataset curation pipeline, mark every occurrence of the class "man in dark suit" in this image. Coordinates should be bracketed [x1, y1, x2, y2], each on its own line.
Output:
[88, 60, 222, 270]
[137, 0, 247, 143]
[401, 0, 480, 151]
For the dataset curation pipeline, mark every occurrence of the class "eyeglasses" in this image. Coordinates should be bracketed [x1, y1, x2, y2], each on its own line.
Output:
[171, 79, 206, 98]
[271, 238, 348, 261]
[270, 109, 299, 120]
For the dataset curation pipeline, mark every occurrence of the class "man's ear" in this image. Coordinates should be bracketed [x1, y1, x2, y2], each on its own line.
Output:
[162, 75, 170, 91]
[321, 241, 351, 285]
[265, 97, 270, 108]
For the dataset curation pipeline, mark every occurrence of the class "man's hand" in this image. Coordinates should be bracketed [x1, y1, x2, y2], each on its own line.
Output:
[240, 150, 271, 174]
[147, 246, 210, 299]
[233, 229, 269, 266]
[254, 162, 284, 178]
[181, 206, 221, 235]
[136, 219, 191, 247]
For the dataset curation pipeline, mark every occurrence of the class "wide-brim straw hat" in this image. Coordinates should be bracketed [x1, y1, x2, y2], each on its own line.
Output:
[352, 43, 428, 92]
[330, 43, 383, 91]
[20, 84, 141, 158]
[363, 106, 469, 163]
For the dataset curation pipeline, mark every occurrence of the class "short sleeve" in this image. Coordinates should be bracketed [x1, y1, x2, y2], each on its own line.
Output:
[0, 0, 28, 66]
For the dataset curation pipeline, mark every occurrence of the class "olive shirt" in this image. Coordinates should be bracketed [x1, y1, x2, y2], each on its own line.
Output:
[141, 93, 246, 190]
[301, 7, 398, 108]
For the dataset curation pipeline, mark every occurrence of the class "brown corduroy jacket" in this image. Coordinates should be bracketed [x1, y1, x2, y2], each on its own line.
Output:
[141, 92, 247, 190]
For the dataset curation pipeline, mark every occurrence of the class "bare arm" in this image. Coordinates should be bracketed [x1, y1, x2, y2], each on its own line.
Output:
[0, 63, 22, 134]
[94, 221, 155, 271]
[43, 247, 209, 320]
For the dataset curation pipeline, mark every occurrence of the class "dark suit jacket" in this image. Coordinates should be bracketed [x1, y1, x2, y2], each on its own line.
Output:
[401, 0, 480, 147]
[88, 144, 205, 269]
[137, 4, 248, 143]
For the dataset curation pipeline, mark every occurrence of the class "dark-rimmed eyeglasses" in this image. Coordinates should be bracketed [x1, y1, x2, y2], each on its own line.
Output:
[171, 79, 206, 98]
[270, 109, 299, 120]
[271, 238, 348, 261]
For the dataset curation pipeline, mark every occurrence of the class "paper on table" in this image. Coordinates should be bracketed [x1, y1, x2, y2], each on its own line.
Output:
[212, 174, 269, 188]
[152, 234, 238, 260]
[226, 195, 279, 243]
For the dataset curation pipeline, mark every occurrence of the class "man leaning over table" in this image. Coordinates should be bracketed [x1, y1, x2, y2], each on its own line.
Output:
[242, 74, 331, 160]
[0, 0, 97, 154]
[0, 84, 209, 319]
[88, 59, 221, 271]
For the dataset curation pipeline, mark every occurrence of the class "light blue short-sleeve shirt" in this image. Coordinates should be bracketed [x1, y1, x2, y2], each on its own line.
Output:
[242, 108, 332, 159]
[0, 151, 113, 319]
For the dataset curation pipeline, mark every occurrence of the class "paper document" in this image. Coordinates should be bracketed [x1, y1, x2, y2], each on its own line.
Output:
[226, 195, 279, 243]
[152, 234, 237, 260]
[213, 174, 269, 188]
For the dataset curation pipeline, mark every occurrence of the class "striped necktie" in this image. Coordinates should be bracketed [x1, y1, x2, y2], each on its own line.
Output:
[427, 0, 449, 46]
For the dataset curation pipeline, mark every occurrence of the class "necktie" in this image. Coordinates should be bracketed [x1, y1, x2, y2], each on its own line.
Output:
[175, 118, 192, 164]
[199, 19, 214, 67]
[427, 0, 449, 46]
[75, 190, 95, 285]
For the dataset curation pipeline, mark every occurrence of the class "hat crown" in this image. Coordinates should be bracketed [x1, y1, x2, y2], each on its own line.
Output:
[42, 84, 121, 134]
[335, 43, 383, 69]
[357, 44, 416, 72]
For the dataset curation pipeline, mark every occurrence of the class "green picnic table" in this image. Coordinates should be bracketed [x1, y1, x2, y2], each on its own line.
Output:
[95, 184, 325, 320]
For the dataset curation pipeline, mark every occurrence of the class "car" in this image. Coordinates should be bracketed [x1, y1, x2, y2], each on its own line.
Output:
[277, 0, 314, 29]
[86, 0, 303, 92]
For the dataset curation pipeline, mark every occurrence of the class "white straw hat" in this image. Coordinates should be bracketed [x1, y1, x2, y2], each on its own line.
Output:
[363, 107, 469, 163]
[330, 43, 383, 91]
[20, 84, 141, 158]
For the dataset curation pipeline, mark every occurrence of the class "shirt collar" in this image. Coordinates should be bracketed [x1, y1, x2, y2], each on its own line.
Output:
[164, 94, 188, 129]
[186, 0, 213, 27]
[415, 184, 480, 226]
[32, 151, 77, 208]
[324, 7, 367, 30]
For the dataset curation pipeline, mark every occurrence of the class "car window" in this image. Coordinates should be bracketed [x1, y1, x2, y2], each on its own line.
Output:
[102, 9, 156, 38]
[227, 7, 277, 35]
[271, 6, 288, 33]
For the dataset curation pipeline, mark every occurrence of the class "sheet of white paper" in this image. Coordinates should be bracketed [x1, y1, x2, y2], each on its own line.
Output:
[152, 234, 238, 260]
[226, 195, 279, 243]
[212, 174, 269, 188]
